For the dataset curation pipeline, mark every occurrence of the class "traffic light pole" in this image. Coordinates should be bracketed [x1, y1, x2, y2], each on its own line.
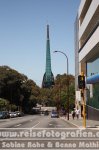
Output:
[78, 72, 86, 128]
[82, 88, 86, 128]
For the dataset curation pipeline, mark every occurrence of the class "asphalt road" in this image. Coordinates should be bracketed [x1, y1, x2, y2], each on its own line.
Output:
[0, 114, 76, 128]
[0, 115, 99, 150]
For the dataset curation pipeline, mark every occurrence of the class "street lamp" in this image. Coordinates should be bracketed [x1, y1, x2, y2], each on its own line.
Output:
[53, 50, 69, 120]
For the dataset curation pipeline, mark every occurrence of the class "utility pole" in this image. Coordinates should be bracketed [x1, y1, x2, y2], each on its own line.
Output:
[82, 88, 86, 128]
[78, 72, 86, 128]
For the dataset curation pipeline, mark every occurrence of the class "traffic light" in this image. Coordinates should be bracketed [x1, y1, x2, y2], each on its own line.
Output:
[78, 75, 85, 89]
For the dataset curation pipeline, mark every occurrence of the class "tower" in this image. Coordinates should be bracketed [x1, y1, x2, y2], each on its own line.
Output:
[42, 25, 54, 88]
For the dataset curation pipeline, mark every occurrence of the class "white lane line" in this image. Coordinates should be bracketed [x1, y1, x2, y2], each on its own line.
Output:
[49, 123, 53, 126]
[31, 122, 40, 128]
[15, 124, 22, 127]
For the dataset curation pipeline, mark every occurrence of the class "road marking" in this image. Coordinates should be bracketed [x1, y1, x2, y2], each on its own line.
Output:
[15, 124, 22, 127]
[49, 123, 53, 126]
[56, 124, 65, 127]
[31, 122, 40, 128]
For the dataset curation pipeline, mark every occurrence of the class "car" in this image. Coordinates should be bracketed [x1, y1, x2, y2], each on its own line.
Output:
[44, 110, 49, 116]
[51, 110, 59, 118]
[9, 112, 16, 118]
[0, 111, 5, 119]
[0, 111, 10, 119]
[15, 111, 24, 117]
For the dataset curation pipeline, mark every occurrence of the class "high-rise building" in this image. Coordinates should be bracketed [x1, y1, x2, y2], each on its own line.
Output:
[75, 0, 99, 120]
[42, 25, 54, 88]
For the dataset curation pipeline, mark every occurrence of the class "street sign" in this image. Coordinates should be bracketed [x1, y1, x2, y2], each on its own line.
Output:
[76, 91, 81, 101]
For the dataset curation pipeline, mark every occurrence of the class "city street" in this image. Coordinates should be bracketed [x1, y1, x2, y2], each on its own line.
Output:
[0, 114, 76, 128]
[0, 0, 99, 149]
[0, 115, 99, 150]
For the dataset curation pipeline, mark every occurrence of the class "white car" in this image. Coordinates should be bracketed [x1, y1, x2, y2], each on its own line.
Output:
[9, 112, 17, 118]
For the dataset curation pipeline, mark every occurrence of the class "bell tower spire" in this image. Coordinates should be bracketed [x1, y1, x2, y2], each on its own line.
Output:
[42, 25, 54, 88]
[47, 24, 49, 39]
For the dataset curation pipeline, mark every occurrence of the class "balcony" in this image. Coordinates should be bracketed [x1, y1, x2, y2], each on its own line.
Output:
[79, 26, 99, 62]
[79, 0, 99, 48]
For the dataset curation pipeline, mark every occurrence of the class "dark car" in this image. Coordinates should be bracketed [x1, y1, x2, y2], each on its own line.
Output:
[15, 111, 24, 117]
[44, 110, 49, 116]
[51, 110, 59, 118]
[0, 111, 10, 119]
[0, 111, 4, 119]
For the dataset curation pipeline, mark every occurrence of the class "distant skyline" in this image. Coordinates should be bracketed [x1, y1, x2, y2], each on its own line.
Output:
[0, 0, 81, 87]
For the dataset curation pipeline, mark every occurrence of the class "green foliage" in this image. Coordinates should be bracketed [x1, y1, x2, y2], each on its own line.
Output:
[39, 88, 55, 106]
[0, 66, 75, 113]
[9, 104, 17, 111]
[0, 98, 9, 111]
[0, 66, 41, 113]
[52, 74, 75, 111]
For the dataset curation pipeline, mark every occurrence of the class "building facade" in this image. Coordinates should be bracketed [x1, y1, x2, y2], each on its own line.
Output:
[75, 0, 99, 120]
[42, 25, 54, 88]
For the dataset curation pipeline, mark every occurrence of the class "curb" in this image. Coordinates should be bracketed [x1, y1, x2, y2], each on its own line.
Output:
[61, 117, 99, 129]
[61, 117, 80, 128]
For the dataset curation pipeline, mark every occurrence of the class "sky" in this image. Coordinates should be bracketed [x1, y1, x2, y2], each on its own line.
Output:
[0, 0, 81, 87]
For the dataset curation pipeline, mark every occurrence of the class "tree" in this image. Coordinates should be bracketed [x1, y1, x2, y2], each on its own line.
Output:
[0, 65, 75, 113]
[0, 98, 9, 111]
[52, 74, 75, 111]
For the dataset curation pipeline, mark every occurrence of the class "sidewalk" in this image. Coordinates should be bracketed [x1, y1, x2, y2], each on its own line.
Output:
[61, 115, 99, 128]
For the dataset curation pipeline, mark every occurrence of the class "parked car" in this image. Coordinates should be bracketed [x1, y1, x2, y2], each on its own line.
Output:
[0, 111, 10, 119]
[13, 112, 18, 117]
[15, 111, 24, 117]
[51, 110, 59, 118]
[9, 112, 16, 118]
